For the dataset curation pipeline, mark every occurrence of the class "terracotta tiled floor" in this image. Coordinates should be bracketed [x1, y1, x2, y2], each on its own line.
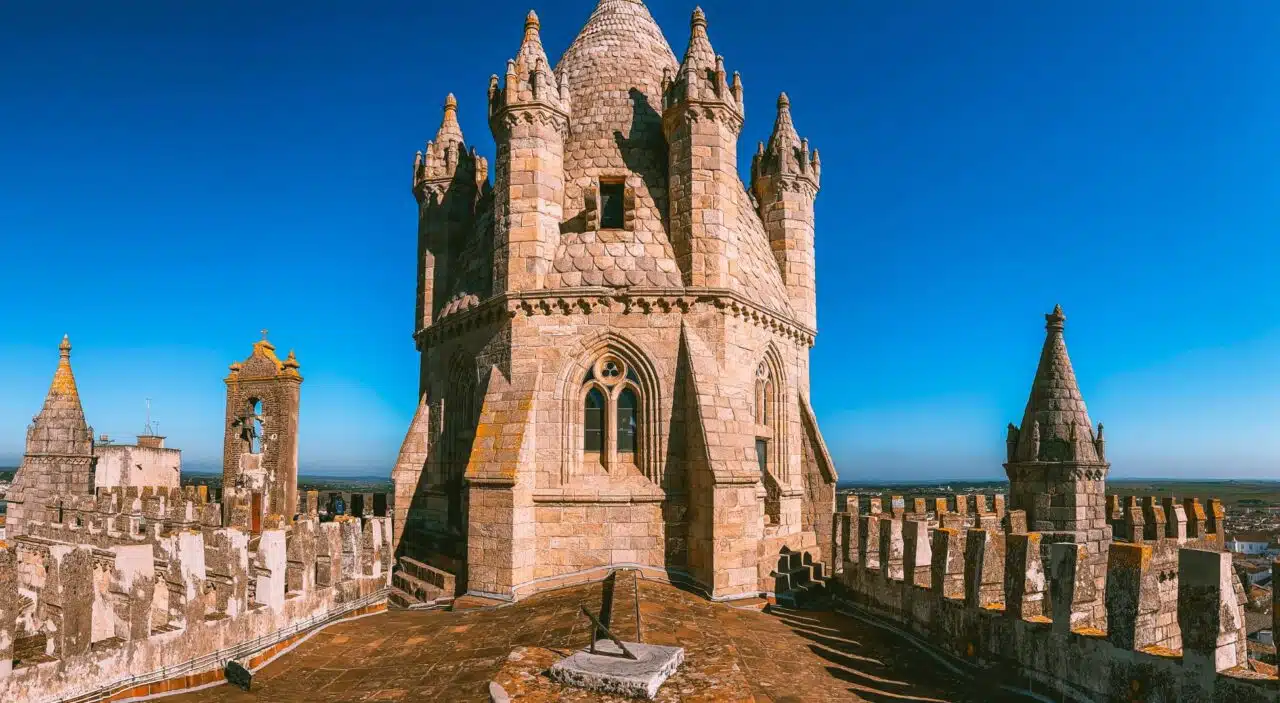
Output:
[168, 579, 1026, 702]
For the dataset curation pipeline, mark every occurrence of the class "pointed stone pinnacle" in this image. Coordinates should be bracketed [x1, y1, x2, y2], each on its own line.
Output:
[445, 93, 457, 110]
[59, 334, 71, 357]
[778, 92, 790, 109]
[526, 9, 540, 31]
[692, 7, 707, 28]
[1046, 304, 1066, 330]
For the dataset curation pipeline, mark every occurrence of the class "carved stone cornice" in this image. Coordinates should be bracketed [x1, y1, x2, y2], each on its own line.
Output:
[1004, 461, 1110, 483]
[414, 287, 818, 350]
[489, 102, 570, 140]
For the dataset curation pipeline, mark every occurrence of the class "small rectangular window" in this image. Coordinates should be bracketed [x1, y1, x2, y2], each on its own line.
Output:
[600, 181, 625, 229]
[756, 439, 768, 474]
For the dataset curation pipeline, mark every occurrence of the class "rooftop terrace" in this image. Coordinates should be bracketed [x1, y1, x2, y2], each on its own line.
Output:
[169, 576, 1026, 702]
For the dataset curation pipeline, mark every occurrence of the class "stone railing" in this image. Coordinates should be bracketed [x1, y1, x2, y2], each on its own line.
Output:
[828, 504, 1280, 702]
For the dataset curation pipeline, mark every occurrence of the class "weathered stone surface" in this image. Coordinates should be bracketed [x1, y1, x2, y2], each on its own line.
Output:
[390, 0, 835, 604]
[549, 640, 684, 700]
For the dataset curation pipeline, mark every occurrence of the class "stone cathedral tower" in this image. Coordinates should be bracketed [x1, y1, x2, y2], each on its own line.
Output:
[1004, 305, 1112, 627]
[5, 336, 97, 539]
[393, 0, 838, 603]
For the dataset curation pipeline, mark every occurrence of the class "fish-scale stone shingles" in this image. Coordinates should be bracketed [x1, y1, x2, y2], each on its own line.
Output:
[548, 0, 680, 289]
[729, 183, 792, 314]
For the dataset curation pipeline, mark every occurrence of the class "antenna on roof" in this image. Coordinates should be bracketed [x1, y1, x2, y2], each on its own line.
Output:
[143, 397, 155, 436]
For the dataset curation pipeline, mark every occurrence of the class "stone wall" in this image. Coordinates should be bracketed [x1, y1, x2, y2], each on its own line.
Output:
[93, 444, 181, 489]
[0, 506, 391, 702]
[831, 504, 1276, 702]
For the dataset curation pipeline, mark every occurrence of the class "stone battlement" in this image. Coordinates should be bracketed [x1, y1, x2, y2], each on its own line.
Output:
[0, 507, 392, 703]
[1106, 494, 1226, 551]
[830, 508, 1278, 701]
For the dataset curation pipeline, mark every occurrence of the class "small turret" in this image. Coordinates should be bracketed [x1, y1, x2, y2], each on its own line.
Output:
[662, 7, 745, 288]
[750, 93, 821, 329]
[412, 94, 485, 334]
[488, 8, 571, 294]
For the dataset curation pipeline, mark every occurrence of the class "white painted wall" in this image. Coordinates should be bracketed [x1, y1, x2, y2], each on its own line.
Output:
[94, 444, 181, 488]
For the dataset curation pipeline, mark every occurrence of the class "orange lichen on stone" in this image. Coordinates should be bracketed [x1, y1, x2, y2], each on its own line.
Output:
[1139, 645, 1181, 658]
[1074, 626, 1107, 638]
[48, 335, 79, 397]
[1108, 541, 1152, 569]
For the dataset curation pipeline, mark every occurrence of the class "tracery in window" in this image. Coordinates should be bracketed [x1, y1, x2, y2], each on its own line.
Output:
[579, 354, 642, 470]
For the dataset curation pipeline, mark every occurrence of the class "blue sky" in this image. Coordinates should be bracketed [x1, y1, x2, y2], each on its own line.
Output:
[1, 1, 1277, 478]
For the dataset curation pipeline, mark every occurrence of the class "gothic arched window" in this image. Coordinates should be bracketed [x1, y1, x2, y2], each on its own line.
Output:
[754, 358, 783, 525]
[754, 363, 772, 427]
[617, 388, 638, 454]
[584, 387, 605, 453]
[580, 354, 642, 470]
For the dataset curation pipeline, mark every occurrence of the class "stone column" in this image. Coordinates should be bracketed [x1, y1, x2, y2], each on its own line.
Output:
[1004, 533, 1046, 620]
[317, 522, 343, 588]
[109, 544, 155, 641]
[964, 528, 1004, 609]
[858, 515, 880, 570]
[1178, 548, 1245, 675]
[255, 529, 287, 611]
[878, 517, 903, 581]
[1048, 543, 1095, 634]
[1163, 497, 1187, 540]
[45, 544, 94, 658]
[1183, 498, 1205, 540]
[902, 520, 932, 588]
[840, 510, 856, 567]
[287, 517, 319, 594]
[1105, 543, 1158, 650]
[0, 547, 17, 677]
[1140, 498, 1166, 542]
[930, 528, 964, 600]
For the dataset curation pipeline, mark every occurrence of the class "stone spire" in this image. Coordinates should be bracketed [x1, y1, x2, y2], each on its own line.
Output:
[662, 7, 742, 115]
[415, 94, 483, 202]
[753, 93, 820, 190]
[6, 335, 97, 537]
[750, 92, 821, 329]
[490, 9, 569, 117]
[435, 93, 464, 147]
[681, 7, 716, 72]
[1011, 305, 1102, 463]
[31, 335, 92, 448]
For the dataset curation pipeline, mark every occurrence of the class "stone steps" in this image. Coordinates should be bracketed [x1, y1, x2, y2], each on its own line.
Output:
[770, 549, 829, 609]
[392, 570, 444, 602]
[388, 586, 421, 609]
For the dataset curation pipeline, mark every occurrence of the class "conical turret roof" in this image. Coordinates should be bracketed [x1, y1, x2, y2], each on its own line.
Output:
[1012, 306, 1102, 463]
[435, 94, 464, 147]
[554, 0, 677, 226]
[767, 93, 802, 152]
[36, 335, 88, 428]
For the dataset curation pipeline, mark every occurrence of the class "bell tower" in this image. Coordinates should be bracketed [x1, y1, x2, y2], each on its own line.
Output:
[222, 333, 303, 518]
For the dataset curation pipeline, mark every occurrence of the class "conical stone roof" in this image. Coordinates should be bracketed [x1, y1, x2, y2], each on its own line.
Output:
[554, 0, 677, 237]
[1012, 306, 1102, 463]
[7, 336, 96, 537]
[30, 335, 93, 455]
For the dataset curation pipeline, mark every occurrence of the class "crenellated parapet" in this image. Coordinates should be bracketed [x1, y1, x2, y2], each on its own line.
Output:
[0, 512, 393, 702]
[832, 510, 1260, 701]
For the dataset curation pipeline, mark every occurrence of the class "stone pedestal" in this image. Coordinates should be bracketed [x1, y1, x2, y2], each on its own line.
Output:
[549, 640, 684, 700]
